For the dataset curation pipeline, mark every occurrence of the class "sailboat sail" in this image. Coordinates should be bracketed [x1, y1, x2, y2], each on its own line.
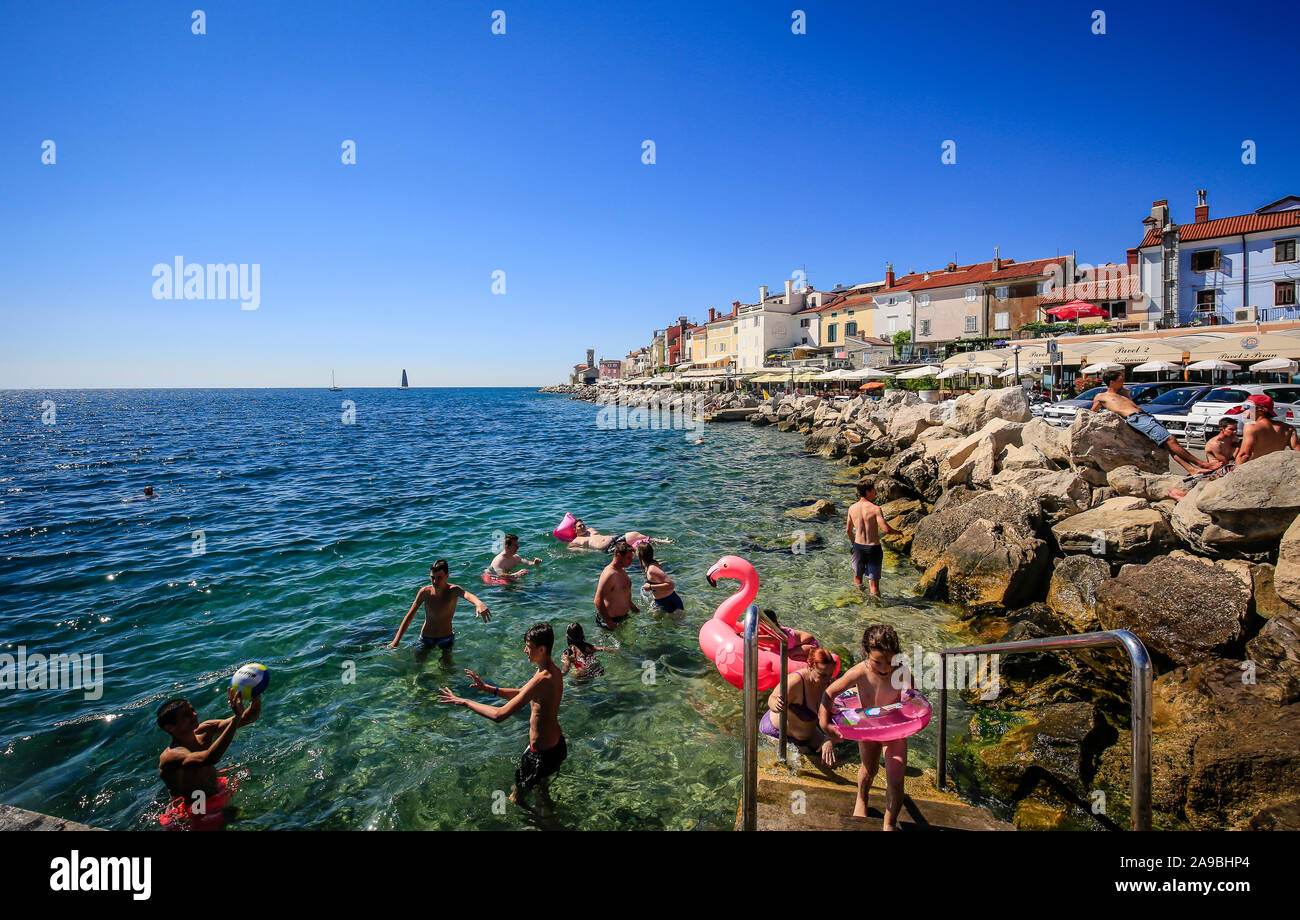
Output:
[400, 369, 409, 389]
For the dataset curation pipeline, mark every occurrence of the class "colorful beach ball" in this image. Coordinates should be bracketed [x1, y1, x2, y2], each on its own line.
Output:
[230, 663, 270, 701]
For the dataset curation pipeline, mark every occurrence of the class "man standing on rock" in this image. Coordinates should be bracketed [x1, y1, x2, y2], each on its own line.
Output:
[1090, 369, 1215, 476]
[847, 480, 899, 596]
[1235, 394, 1299, 464]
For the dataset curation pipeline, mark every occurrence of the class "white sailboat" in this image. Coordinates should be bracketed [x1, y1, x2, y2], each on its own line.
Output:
[400, 369, 409, 390]
[328, 370, 342, 392]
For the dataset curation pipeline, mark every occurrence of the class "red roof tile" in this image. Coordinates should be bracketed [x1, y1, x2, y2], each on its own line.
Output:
[875, 256, 1064, 296]
[1138, 210, 1300, 248]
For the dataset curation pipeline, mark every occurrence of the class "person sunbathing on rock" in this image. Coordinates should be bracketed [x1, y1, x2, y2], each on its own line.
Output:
[1090, 369, 1215, 477]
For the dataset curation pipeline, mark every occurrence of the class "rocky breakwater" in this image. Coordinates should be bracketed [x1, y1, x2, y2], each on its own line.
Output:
[538, 384, 760, 418]
[754, 386, 1300, 829]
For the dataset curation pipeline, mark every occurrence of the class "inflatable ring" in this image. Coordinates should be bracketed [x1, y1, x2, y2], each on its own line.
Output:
[831, 689, 931, 742]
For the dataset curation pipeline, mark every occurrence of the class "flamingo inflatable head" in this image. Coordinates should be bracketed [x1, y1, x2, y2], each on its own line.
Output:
[699, 554, 839, 691]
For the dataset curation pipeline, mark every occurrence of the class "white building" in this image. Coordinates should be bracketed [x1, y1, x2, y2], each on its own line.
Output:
[733, 281, 829, 371]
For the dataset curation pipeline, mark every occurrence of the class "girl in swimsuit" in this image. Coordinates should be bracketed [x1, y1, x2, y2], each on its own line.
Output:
[761, 648, 836, 761]
[559, 622, 614, 683]
[636, 543, 684, 613]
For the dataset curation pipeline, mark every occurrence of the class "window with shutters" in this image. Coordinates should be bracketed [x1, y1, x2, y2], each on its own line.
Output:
[846, 322, 857, 336]
[1276, 239, 1297, 264]
[919, 319, 932, 337]
[964, 315, 978, 333]
[1191, 249, 1220, 272]
[994, 312, 1010, 330]
[965, 288, 978, 303]
[1277, 281, 1297, 306]
[995, 286, 1008, 301]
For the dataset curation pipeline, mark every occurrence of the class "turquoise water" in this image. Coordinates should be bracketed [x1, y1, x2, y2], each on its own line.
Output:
[0, 388, 961, 830]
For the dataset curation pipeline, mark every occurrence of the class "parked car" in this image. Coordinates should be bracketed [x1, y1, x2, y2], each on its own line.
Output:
[1144, 385, 1218, 442]
[1184, 384, 1300, 445]
[1043, 381, 1184, 428]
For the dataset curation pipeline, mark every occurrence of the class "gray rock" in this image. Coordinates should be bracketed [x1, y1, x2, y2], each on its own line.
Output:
[911, 489, 1041, 570]
[1051, 497, 1176, 561]
[1046, 555, 1112, 633]
[1065, 410, 1169, 486]
[1170, 451, 1300, 557]
[950, 387, 1032, 435]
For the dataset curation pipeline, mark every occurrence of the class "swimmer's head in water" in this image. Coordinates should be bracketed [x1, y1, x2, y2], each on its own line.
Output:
[524, 621, 554, 657]
[157, 698, 196, 733]
[573, 520, 589, 536]
[565, 621, 586, 648]
[504, 533, 519, 550]
[430, 560, 449, 583]
[144, 486, 154, 497]
[635, 542, 656, 567]
[611, 540, 633, 560]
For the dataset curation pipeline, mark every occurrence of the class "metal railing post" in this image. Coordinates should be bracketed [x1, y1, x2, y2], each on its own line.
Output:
[742, 605, 759, 831]
[778, 638, 788, 766]
[933, 629, 1152, 831]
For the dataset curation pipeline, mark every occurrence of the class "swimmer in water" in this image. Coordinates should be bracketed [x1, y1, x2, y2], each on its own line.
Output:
[157, 689, 261, 803]
[559, 622, 614, 683]
[637, 542, 683, 613]
[487, 533, 542, 580]
[388, 559, 491, 653]
[566, 519, 665, 552]
[439, 622, 565, 812]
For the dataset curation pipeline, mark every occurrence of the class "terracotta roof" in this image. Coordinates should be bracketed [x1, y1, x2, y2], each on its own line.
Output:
[1138, 210, 1300, 248]
[874, 256, 1063, 295]
[814, 292, 878, 313]
[1040, 272, 1140, 304]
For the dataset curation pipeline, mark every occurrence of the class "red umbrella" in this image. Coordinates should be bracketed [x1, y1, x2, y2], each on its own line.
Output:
[1045, 300, 1109, 321]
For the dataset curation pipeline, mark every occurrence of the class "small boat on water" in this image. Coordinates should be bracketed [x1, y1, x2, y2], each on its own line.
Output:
[400, 369, 409, 390]
[329, 370, 342, 392]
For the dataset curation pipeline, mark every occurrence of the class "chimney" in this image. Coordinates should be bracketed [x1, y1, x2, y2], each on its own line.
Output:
[708, 307, 716, 322]
[885, 262, 895, 287]
[732, 300, 740, 315]
[947, 261, 957, 272]
[1151, 199, 1169, 227]
[992, 246, 1001, 272]
[759, 285, 768, 302]
[785, 280, 794, 300]
[1195, 189, 1209, 223]
[1126, 248, 1138, 268]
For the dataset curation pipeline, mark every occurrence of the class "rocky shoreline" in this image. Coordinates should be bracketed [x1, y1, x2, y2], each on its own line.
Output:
[541, 384, 1300, 829]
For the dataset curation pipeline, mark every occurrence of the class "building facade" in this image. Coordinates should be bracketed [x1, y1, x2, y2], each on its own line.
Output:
[1137, 192, 1300, 327]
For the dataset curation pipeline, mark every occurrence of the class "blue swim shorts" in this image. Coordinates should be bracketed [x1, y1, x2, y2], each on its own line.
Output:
[1125, 411, 1172, 446]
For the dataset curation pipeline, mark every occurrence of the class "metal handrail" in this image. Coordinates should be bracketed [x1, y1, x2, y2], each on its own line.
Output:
[741, 604, 789, 831]
[936, 629, 1152, 831]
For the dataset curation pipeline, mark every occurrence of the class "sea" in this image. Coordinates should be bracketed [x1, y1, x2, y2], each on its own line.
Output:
[0, 388, 963, 830]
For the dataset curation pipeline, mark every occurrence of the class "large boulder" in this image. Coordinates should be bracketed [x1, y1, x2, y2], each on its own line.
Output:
[879, 497, 926, 554]
[1050, 497, 1176, 562]
[937, 419, 1024, 489]
[917, 518, 1050, 615]
[991, 468, 1092, 524]
[1185, 704, 1300, 830]
[999, 443, 1052, 472]
[879, 443, 942, 503]
[1065, 410, 1169, 486]
[1021, 417, 1071, 466]
[975, 702, 1110, 801]
[911, 489, 1041, 571]
[1107, 465, 1186, 502]
[950, 387, 1032, 435]
[1046, 555, 1112, 633]
[1274, 515, 1300, 609]
[1095, 555, 1252, 666]
[1244, 612, 1300, 703]
[887, 402, 945, 446]
[1170, 451, 1300, 557]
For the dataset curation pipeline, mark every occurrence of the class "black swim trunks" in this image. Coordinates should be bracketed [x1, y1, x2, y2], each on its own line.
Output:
[419, 634, 454, 650]
[851, 542, 883, 580]
[602, 534, 627, 554]
[515, 736, 567, 791]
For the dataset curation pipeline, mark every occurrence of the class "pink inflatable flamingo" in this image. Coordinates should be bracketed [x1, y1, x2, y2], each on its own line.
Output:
[701, 555, 838, 691]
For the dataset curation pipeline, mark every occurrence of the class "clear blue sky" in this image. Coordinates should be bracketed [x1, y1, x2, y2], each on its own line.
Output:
[2, 0, 1296, 387]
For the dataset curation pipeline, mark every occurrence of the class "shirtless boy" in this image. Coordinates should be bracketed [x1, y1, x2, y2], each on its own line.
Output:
[439, 622, 565, 809]
[818, 624, 912, 829]
[1090, 369, 1214, 476]
[1236, 394, 1299, 463]
[488, 534, 541, 579]
[846, 480, 899, 595]
[1205, 417, 1240, 468]
[157, 689, 261, 802]
[594, 540, 639, 626]
[388, 559, 491, 651]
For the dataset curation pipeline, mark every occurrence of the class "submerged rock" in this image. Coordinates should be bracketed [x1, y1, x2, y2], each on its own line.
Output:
[1046, 555, 1112, 633]
[785, 499, 837, 521]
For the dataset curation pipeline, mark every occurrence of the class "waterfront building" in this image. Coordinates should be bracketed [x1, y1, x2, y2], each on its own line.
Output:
[599, 358, 623, 379]
[734, 281, 825, 371]
[699, 304, 740, 369]
[1038, 260, 1148, 330]
[814, 281, 885, 350]
[1136, 191, 1300, 327]
[664, 317, 690, 366]
[873, 255, 1069, 360]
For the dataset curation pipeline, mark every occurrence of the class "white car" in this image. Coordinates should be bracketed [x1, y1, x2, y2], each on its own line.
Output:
[1186, 384, 1300, 443]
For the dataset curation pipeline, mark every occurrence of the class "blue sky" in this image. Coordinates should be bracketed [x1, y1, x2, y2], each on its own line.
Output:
[2, 0, 1296, 387]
